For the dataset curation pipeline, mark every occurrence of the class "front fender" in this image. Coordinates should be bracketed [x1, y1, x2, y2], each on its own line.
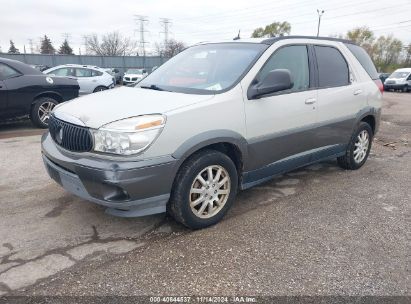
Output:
[172, 129, 248, 165]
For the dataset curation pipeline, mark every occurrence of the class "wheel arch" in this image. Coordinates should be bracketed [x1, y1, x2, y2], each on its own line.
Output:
[354, 106, 381, 135]
[32, 91, 63, 104]
[171, 130, 248, 184]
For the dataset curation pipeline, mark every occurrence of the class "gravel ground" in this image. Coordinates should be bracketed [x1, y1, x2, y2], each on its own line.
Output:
[0, 92, 409, 300]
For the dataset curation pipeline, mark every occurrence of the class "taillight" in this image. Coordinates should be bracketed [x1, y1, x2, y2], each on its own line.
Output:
[374, 79, 384, 94]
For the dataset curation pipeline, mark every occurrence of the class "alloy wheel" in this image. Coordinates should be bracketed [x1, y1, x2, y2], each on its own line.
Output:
[189, 165, 231, 219]
[353, 130, 370, 163]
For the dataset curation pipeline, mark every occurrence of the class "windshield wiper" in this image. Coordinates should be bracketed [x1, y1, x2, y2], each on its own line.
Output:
[140, 84, 166, 91]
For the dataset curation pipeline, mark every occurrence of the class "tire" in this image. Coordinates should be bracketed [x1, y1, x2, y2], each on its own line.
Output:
[30, 97, 58, 128]
[337, 122, 373, 170]
[402, 85, 409, 93]
[168, 149, 239, 229]
[93, 86, 107, 93]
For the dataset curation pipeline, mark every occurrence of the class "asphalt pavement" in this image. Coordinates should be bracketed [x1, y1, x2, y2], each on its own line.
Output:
[0, 92, 409, 299]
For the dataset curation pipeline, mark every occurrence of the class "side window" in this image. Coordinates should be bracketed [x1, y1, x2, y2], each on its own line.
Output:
[256, 45, 309, 92]
[91, 70, 103, 77]
[75, 68, 92, 77]
[407, 74, 411, 81]
[0, 63, 21, 80]
[50, 68, 71, 76]
[315, 46, 350, 88]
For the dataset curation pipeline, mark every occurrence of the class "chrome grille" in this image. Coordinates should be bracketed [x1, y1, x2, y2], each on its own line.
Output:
[48, 115, 93, 152]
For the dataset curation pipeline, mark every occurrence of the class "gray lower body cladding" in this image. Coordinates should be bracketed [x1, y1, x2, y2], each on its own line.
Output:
[242, 117, 355, 188]
[41, 132, 177, 217]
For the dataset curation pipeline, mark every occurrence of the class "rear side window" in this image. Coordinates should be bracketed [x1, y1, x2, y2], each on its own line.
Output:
[315, 46, 350, 88]
[75, 68, 92, 77]
[345, 43, 379, 80]
[91, 70, 103, 77]
[0, 63, 20, 80]
[50, 68, 72, 76]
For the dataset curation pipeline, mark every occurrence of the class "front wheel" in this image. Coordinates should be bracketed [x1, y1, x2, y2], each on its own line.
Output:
[30, 97, 58, 128]
[93, 86, 107, 93]
[337, 122, 373, 170]
[168, 150, 238, 229]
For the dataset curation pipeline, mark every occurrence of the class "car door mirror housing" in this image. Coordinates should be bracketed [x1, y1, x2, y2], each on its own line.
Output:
[248, 69, 294, 99]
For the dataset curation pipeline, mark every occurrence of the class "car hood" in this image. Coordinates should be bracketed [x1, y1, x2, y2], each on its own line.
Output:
[53, 86, 214, 129]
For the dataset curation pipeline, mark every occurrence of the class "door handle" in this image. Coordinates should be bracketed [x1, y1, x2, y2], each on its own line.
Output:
[305, 98, 316, 105]
[353, 89, 363, 95]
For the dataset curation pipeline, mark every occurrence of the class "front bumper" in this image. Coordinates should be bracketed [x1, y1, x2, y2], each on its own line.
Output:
[41, 132, 178, 217]
[384, 83, 406, 90]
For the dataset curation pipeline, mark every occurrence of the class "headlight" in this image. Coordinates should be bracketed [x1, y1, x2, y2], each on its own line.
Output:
[92, 115, 165, 155]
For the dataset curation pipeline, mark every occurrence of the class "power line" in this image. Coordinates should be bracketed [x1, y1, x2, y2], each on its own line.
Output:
[134, 15, 149, 56]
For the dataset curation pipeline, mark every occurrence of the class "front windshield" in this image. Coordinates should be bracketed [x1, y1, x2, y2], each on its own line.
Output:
[127, 69, 143, 74]
[138, 43, 267, 94]
[390, 71, 409, 79]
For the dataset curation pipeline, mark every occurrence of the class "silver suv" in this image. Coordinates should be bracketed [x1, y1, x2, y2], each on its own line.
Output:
[41, 36, 383, 229]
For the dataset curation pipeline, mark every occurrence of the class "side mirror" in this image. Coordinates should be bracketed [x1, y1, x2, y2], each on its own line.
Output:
[248, 69, 293, 99]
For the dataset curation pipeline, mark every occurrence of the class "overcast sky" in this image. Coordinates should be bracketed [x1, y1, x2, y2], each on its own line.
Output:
[1, 0, 410, 54]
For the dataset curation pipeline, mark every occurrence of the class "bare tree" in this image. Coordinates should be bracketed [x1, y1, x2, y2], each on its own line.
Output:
[155, 39, 186, 58]
[84, 31, 138, 56]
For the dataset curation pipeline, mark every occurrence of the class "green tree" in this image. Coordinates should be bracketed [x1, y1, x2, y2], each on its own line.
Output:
[8, 40, 19, 54]
[251, 21, 291, 38]
[404, 44, 411, 66]
[40, 35, 55, 54]
[346, 26, 375, 55]
[373, 35, 403, 71]
[58, 39, 73, 55]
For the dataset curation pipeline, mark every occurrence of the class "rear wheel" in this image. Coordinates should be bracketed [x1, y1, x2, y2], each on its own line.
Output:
[337, 122, 373, 170]
[30, 97, 58, 128]
[93, 86, 107, 93]
[168, 150, 238, 229]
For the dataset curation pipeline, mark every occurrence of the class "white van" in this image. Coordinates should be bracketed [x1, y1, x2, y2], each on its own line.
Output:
[42, 36, 383, 229]
[384, 68, 411, 92]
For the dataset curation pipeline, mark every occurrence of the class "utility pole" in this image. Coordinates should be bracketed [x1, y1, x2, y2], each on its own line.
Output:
[317, 9, 325, 37]
[134, 15, 149, 57]
[159, 18, 172, 49]
[28, 39, 34, 53]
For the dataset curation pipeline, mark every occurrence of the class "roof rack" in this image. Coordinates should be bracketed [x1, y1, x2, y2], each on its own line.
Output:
[261, 35, 356, 45]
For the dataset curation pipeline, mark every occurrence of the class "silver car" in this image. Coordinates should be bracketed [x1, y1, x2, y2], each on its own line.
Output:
[42, 36, 382, 229]
[44, 64, 115, 95]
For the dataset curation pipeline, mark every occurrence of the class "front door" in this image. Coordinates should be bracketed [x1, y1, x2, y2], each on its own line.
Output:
[0, 80, 8, 116]
[243, 44, 318, 178]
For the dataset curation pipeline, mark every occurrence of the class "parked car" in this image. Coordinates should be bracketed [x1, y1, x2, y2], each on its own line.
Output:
[0, 58, 79, 128]
[42, 36, 382, 229]
[384, 68, 411, 92]
[123, 68, 148, 85]
[104, 68, 122, 84]
[29, 64, 50, 72]
[43, 64, 114, 95]
[378, 72, 391, 90]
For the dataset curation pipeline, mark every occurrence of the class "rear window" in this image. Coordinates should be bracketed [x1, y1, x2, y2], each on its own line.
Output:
[345, 43, 379, 80]
[314, 46, 350, 88]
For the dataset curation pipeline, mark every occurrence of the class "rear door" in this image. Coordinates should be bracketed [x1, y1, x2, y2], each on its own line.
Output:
[74, 68, 96, 94]
[314, 44, 363, 155]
